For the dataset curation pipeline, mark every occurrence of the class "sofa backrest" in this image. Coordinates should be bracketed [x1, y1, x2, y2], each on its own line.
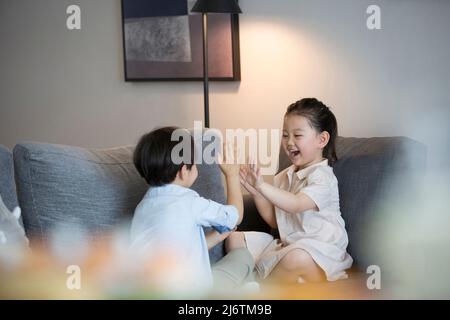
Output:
[278, 136, 427, 268]
[0, 145, 18, 212]
[12, 133, 227, 262]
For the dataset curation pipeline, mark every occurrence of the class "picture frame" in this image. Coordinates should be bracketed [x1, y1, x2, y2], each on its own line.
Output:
[121, 0, 241, 82]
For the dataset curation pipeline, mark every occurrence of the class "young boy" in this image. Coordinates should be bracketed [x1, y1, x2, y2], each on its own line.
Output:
[129, 127, 254, 293]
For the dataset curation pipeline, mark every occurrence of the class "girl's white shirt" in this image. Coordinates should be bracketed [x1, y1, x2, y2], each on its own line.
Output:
[244, 159, 353, 281]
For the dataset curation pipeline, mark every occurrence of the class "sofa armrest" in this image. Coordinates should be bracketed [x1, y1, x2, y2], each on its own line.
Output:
[237, 194, 272, 233]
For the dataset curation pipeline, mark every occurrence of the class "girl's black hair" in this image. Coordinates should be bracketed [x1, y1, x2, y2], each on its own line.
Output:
[286, 98, 338, 166]
[133, 126, 194, 186]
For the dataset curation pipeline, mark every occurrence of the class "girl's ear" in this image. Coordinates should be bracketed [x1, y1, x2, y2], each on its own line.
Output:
[318, 131, 330, 148]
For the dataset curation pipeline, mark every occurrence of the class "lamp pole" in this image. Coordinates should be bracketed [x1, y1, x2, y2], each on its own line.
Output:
[201, 13, 210, 128]
[192, 0, 242, 129]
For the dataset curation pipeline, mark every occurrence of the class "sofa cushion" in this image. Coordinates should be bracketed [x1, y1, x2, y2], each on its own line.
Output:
[278, 136, 427, 268]
[0, 145, 18, 212]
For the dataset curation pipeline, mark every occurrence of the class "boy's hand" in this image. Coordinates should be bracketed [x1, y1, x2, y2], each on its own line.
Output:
[219, 142, 240, 177]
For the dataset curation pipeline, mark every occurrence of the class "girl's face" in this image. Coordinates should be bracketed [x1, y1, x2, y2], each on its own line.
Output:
[282, 114, 328, 170]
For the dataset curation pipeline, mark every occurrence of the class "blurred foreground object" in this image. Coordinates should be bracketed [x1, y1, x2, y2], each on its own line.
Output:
[0, 195, 29, 271]
[369, 108, 450, 299]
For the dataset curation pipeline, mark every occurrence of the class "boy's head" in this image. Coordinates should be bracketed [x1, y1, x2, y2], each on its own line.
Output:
[133, 127, 197, 187]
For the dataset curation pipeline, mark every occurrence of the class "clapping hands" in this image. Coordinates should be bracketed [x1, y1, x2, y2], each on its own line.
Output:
[218, 142, 240, 178]
[239, 159, 264, 196]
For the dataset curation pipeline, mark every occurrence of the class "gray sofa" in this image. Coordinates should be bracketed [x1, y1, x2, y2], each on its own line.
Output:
[0, 136, 427, 272]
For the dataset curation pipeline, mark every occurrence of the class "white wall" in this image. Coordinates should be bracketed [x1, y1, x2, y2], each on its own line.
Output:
[1, 0, 449, 165]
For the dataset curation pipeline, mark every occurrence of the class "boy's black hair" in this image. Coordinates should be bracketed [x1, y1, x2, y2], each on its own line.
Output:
[286, 98, 339, 166]
[133, 126, 195, 186]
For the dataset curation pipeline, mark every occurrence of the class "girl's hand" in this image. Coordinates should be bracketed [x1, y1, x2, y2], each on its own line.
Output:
[240, 167, 261, 197]
[240, 159, 264, 192]
[206, 228, 236, 250]
[219, 142, 240, 178]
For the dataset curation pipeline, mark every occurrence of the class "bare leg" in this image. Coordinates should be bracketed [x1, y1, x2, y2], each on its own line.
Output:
[268, 249, 325, 284]
[225, 232, 247, 253]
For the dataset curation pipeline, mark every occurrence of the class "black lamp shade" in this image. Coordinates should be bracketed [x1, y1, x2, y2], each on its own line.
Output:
[191, 0, 242, 14]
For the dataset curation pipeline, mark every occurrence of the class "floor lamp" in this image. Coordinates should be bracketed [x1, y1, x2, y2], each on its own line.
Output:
[191, 0, 242, 128]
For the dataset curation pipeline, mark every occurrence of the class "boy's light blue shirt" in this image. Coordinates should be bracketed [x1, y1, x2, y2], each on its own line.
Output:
[129, 184, 239, 289]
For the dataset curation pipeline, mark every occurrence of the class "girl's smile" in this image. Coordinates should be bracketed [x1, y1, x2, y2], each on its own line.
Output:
[287, 149, 301, 160]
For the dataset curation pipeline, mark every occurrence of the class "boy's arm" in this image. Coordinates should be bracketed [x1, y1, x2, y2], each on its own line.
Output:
[224, 175, 244, 225]
[219, 143, 244, 225]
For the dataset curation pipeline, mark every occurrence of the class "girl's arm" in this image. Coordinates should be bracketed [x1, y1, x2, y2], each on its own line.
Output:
[205, 229, 233, 250]
[242, 162, 318, 215]
[240, 168, 277, 228]
[257, 182, 318, 215]
[253, 193, 277, 228]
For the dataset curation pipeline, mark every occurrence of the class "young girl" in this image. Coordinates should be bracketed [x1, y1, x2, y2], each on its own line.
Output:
[226, 98, 353, 284]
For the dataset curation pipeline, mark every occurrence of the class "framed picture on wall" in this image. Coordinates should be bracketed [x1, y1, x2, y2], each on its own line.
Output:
[121, 0, 241, 81]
